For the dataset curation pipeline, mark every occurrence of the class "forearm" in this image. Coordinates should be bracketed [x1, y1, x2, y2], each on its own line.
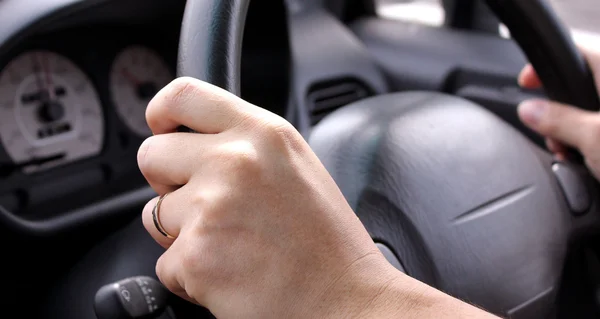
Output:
[315, 257, 499, 319]
[362, 273, 500, 319]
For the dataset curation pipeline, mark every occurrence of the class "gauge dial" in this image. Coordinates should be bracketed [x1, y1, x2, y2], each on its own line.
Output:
[0, 51, 104, 173]
[110, 46, 173, 137]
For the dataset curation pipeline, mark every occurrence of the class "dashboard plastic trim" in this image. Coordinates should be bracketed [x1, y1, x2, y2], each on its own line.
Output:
[0, 0, 111, 56]
[0, 186, 155, 237]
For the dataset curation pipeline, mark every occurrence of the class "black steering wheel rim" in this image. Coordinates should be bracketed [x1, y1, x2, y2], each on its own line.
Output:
[178, 0, 600, 111]
[176, 0, 600, 317]
[486, 0, 600, 111]
[178, 0, 249, 95]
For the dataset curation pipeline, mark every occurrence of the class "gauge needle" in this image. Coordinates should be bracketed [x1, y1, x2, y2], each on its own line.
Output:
[40, 52, 55, 100]
[120, 67, 141, 87]
[31, 54, 45, 95]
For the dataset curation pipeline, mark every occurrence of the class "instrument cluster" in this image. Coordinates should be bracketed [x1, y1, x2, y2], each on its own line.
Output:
[0, 25, 178, 216]
[0, 45, 173, 174]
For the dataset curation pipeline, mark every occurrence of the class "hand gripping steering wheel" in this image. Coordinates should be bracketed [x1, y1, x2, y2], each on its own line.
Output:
[177, 0, 600, 317]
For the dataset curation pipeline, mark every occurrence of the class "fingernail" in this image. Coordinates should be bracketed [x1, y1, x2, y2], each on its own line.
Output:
[518, 100, 548, 125]
[554, 153, 566, 162]
[517, 65, 531, 86]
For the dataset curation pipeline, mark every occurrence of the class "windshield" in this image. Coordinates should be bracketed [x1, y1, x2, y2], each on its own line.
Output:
[376, 0, 600, 38]
[552, 0, 599, 35]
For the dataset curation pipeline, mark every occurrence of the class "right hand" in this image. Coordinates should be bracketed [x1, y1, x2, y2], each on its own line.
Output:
[138, 77, 498, 318]
[139, 77, 410, 318]
[517, 43, 600, 179]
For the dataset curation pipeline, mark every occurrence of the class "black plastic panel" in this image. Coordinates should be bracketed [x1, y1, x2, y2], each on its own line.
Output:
[287, 5, 388, 135]
[351, 17, 527, 92]
[349, 18, 552, 148]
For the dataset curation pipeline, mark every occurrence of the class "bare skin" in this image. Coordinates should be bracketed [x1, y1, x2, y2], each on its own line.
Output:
[137, 77, 499, 318]
[518, 43, 600, 179]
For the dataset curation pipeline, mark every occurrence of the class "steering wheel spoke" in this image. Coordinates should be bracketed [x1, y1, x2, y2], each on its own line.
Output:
[565, 166, 600, 238]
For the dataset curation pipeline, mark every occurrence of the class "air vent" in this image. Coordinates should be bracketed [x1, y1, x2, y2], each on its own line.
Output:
[307, 79, 371, 124]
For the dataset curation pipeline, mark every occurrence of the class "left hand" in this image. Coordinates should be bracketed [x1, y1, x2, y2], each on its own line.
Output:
[137, 77, 403, 318]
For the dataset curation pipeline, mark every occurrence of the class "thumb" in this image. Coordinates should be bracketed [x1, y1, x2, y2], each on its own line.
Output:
[517, 99, 599, 150]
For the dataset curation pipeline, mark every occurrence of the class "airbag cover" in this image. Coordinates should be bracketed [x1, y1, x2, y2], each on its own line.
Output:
[309, 92, 570, 316]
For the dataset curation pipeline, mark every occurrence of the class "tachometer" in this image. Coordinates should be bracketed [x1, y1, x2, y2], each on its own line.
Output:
[0, 51, 104, 173]
[110, 46, 173, 137]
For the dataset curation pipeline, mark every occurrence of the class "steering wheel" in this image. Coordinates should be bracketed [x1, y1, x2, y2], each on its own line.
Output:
[177, 0, 600, 317]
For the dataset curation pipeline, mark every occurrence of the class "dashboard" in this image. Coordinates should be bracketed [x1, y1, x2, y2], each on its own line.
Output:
[0, 0, 292, 227]
[1, 0, 566, 318]
[0, 0, 391, 244]
[0, 1, 298, 315]
[0, 23, 179, 220]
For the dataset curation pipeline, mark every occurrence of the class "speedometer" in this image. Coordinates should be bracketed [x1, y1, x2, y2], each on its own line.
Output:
[110, 45, 173, 137]
[0, 51, 104, 173]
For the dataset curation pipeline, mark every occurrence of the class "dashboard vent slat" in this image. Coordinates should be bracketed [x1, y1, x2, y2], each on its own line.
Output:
[307, 79, 371, 124]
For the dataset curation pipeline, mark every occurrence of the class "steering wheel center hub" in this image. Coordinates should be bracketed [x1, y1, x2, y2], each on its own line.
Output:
[309, 92, 570, 316]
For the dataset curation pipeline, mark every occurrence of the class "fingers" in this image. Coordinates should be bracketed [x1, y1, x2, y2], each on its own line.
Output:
[137, 132, 220, 195]
[155, 235, 200, 304]
[545, 137, 565, 153]
[155, 241, 192, 301]
[146, 77, 254, 135]
[518, 64, 543, 89]
[545, 138, 567, 161]
[518, 99, 599, 150]
[142, 190, 187, 249]
[518, 44, 600, 91]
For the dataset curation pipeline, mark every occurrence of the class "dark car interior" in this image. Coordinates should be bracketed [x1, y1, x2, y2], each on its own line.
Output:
[1, 0, 600, 318]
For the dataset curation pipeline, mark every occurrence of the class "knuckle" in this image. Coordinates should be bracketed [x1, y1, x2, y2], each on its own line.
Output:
[220, 140, 262, 175]
[189, 190, 208, 210]
[262, 118, 304, 152]
[580, 118, 600, 152]
[137, 137, 154, 173]
[263, 117, 295, 136]
[199, 202, 228, 227]
[180, 249, 196, 273]
[148, 77, 200, 123]
[155, 255, 178, 292]
[155, 255, 166, 279]
[260, 115, 292, 133]
[189, 189, 224, 223]
[168, 77, 200, 105]
[195, 187, 232, 222]
[178, 242, 211, 303]
[180, 244, 204, 275]
[234, 147, 261, 171]
[136, 135, 168, 175]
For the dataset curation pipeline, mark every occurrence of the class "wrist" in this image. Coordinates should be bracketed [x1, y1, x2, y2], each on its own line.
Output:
[343, 261, 429, 318]
[307, 252, 406, 318]
[312, 254, 499, 319]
